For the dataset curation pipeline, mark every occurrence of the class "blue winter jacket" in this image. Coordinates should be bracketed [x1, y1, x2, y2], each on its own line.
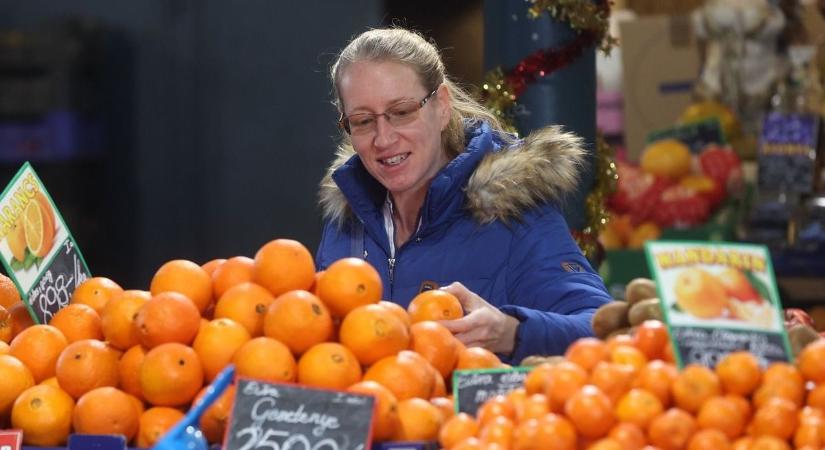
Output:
[316, 121, 611, 364]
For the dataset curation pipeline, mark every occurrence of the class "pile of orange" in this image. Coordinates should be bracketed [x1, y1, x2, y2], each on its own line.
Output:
[0, 238, 506, 447]
[437, 319, 825, 450]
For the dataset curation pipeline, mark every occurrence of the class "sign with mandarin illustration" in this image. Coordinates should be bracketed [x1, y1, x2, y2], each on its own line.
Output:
[0, 163, 91, 324]
[644, 241, 791, 368]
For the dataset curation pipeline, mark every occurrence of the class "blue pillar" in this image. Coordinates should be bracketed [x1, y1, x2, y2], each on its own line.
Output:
[484, 1, 597, 230]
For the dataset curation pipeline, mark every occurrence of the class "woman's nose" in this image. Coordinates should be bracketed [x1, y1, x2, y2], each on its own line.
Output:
[373, 115, 397, 147]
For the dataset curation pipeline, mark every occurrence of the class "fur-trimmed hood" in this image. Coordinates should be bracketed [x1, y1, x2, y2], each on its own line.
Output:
[319, 122, 586, 226]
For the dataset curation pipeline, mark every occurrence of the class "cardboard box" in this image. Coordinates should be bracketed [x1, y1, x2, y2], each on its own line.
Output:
[625, 0, 703, 16]
[620, 15, 701, 161]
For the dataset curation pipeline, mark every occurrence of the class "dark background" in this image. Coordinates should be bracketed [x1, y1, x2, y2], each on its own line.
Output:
[0, 0, 484, 289]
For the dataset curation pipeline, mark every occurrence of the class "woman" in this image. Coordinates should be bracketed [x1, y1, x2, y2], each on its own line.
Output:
[316, 27, 611, 364]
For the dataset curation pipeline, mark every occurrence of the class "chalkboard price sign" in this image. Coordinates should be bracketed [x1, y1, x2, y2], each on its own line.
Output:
[225, 378, 375, 450]
[453, 367, 531, 416]
[27, 237, 89, 324]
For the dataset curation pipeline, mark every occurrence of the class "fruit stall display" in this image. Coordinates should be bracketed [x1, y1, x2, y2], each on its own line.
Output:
[1, 237, 824, 449]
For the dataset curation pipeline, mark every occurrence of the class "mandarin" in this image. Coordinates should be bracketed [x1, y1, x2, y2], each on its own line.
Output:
[715, 351, 761, 396]
[100, 290, 151, 351]
[647, 408, 697, 450]
[615, 388, 664, 430]
[263, 289, 333, 355]
[253, 239, 316, 297]
[565, 384, 615, 439]
[565, 337, 608, 372]
[340, 303, 409, 365]
[671, 364, 721, 413]
[316, 257, 382, 318]
[440, 412, 480, 449]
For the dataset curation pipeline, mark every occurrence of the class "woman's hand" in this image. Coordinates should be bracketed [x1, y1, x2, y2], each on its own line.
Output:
[438, 282, 520, 355]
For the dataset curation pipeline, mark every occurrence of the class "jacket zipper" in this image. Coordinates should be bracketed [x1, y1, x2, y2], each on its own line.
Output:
[388, 257, 396, 286]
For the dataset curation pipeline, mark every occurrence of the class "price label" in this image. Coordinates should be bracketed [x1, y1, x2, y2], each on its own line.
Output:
[225, 378, 375, 450]
[0, 430, 22, 450]
[453, 367, 530, 416]
[644, 241, 792, 368]
[0, 163, 91, 324]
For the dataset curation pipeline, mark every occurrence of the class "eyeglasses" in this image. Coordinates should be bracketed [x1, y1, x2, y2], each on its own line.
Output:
[339, 89, 438, 136]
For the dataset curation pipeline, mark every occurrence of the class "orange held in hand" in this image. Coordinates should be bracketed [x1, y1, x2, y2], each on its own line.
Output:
[407, 289, 463, 323]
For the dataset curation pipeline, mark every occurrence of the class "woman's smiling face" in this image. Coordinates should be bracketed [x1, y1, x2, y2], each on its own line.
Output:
[338, 60, 451, 197]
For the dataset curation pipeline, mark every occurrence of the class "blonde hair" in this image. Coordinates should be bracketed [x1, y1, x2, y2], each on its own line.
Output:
[331, 27, 508, 159]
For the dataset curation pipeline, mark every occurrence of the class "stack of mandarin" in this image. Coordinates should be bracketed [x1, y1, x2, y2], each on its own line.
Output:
[437, 319, 825, 450]
[0, 238, 505, 447]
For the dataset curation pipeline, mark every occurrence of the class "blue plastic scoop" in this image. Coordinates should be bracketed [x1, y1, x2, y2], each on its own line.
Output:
[152, 364, 235, 450]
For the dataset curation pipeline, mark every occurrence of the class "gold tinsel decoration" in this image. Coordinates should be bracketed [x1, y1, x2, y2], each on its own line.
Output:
[481, 68, 519, 135]
[576, 133, 618, 259]
[528, 0, 617, 53]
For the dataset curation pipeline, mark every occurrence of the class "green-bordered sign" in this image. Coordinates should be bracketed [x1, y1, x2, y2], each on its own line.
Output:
[644, 240, 791, 368]
[647, 117, 726, 153]
[0, 162, 91, 324]
[453, 367, 531, 416]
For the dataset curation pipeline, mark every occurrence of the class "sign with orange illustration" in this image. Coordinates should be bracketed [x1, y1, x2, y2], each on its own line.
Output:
[0, 163, 91, 324]
[644, 241, 791, 368]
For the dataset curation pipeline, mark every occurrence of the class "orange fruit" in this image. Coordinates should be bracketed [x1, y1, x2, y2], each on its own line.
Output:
[11, 384, 74, 446]
[633, 320, 669, 360]
[195, 384, 235, 444]
[517, 392, 549, 422]
[565, 337, 608, 372]
[211, 256, 254, 299]
[640, 139, 692, 180]
[22, 195, 55, 257]
[214, 282, 275, 337]
[807, 383, 825, 410]
[201, 258, 225, 277]
[150, 259, 213, 313]
[0, 354, 35, 415]
[476, 395, 516, 426]
[671, 364, 721, 414]
[439, 412, 479, 449]
[608, 422, 647, 450]
[695, 396, 745, 440]
[137, 406, 185, 448]
[0, 304, 12, 343]
[232, 336, 296, 383]
[0, 274, 21, 308]
[524, 363, 555, 395]
[749, 397, 798, 440]
[686, 428, 730, 450]
[39, 376, 60, 389]
[55, 339, 120, 399]
[748, 435, 791, 450]
[8, 302, 34, 338]
[715, 351, 761, 396]
[73, 387, 139, 440]
[297, 342, 361, 390]
[407, 289, 463, 323]
[615, 388, 664, 430]
[611, 344, 648, 373]
[753, 362, 805, 407]
[479, 415, 515, 448]
[794, 408, 825, 449]
[633, 360, 678, 407]
[0, 340, 8, 355]
[393, 397, 445, 441]
[71, 277, 123, 314]
[139, 343, 203, 407]
[134, 292, 201, 348]
[263, 289, 333, 355]
[6, 215, 27, 263]
[193, 318, 251, 381]
[364, 350, 435, 401]
[647, 408, 697, 450]
[348, 381, 401, 442]
[544, 361, 588, 412]
[100, 289, 151, 350]
[411, 320, 459, 379]
[253, 239, 316, 297]
[590, 361, 636, 405]
[797, 338, 825, 383]
[565, 384, 615, 439]
[430, 396, 455, 421]
[315, 257, 382, 318]
[118, 345, 147, 400]
[587, 438, 625, 450]
[339, 303, 409, 365]
[9, 324, 67, 382]
[48, 303, 103, 343]
[512, 413, 577, 450]
[451, 437, 484, 450]
[379, 300, 411, 328]
[456, 346, 502, 370]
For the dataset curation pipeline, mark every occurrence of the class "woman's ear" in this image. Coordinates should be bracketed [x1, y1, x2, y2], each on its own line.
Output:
[436, 84, 452, 129]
